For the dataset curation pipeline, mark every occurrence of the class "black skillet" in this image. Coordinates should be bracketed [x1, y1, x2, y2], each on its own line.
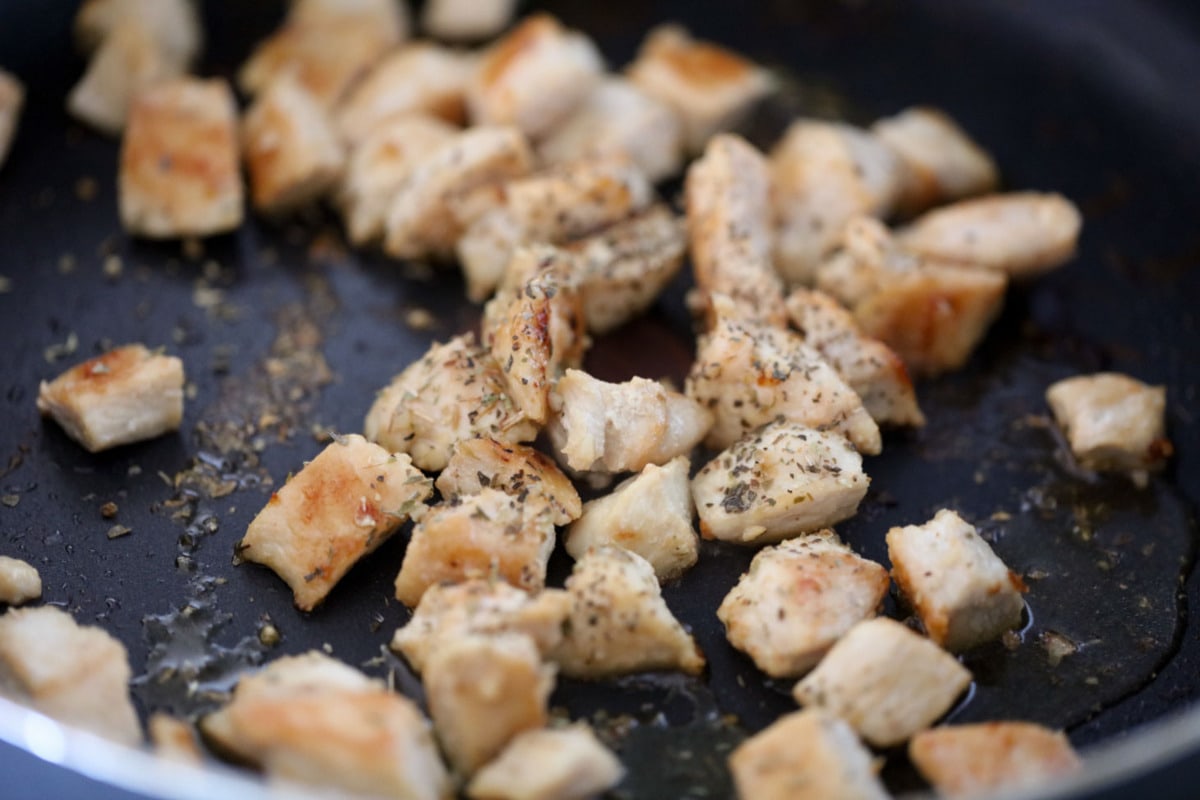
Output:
[2, 1, 1200, 797]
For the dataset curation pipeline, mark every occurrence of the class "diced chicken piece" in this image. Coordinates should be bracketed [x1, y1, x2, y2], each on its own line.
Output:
[458, 208, 528, 302]
[365, 333, 538, 472]
[909, 722, 1082, 798]
[392, 579, 571, 674]
[74, 0, 202, 67]
[509, 154, 654, 243]
[337, 114, 456, 246]
[564, 204, 687, 335]
[425, 633, 554, 775]
[685, 134, 787, 327]
[627, 25, 773, 154]
[423, 0, 517, 41]
[202, 652, 449, 800]
[118, 78, 243, 238]
[693, 422, 869, 545]
[815, 217, 1008, 377]
[871, 106, 998, 213]
[467, 14, 604, 139]
[0, 606, 141, 745]
[66, 20, 183, 136]
[786, 288, 924, 427]
[887, 509, 1025, 652]
[770, 120, 907, 287]
[383, 125, 533, 260]
[467, 723, 624, 800]
[437, 437, 582, 526]
[792, 617, 972, 748]
[242, 74, 343, 214]
[538, 77, 684, 183]
[548, 369, 713, 475]
[148, 713, 203, 764]
[37, 344, 184, 452]
[729, 709, 888, 800]
[0, 69, 22, 169]
[0, 556, 41, 606]
[394, 489, 556, 607]
[239, 434, 432, 611]
[897, 192, 1083, 279]
[287, 0, 411, 44]
[686, 297, 881, 454]
[548, 546, 704, 678]
[335, 44, 474, 146]
[1046, 372, 1171, 488]
[718, 531, 889, 677]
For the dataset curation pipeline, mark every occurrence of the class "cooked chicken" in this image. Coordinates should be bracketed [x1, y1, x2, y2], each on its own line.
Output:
[436, 437, 582, 526]
[815, 217, 1008, 377]
[1046, 372, 1172, 488]
[286, 0, 411, 47]
[242, 74, 343, 214]
[467, 14, 604, 138]
[392, 580, 571, 674]
[365, 333, 539, 472]
[37, 344, 184, 452]
[792, 617, 972, 748]
[627, 24, 773, 154]
[394, 489, 556, 607]
[0, 606, 141, 746]
[718, 531, 889, 678]
[119, 78, 243, 238]
[74, 0, 201, 67]
[685, 134, 787, 327]
[897, 192, 1083, 279]
[786, 287, 924, 427]
[548, 546, 704, 678]
[548, 369, 713, 475]
[467, 723, 624, 800]
[148, 713, 203, 764]
[511, 154, 654, 243]
[887, 509, 1026, 652]
[909, 722, 1082, 798]
[458, 208, 527, 302]
[686, 297, 882, 454]
[202, 652, 449, 800]
[425, 632, 555, 775]
[423, 0, 517, 41]
[0, 69, 21, 169]
[871, 106, 998, 214]
[565, 456, 698, 582]
[728, 709, 888, 800]
[0, 556, 41, 606]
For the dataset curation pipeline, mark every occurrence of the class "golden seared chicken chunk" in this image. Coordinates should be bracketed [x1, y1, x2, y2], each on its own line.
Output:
[242, 74, 344, 214]
[548, 369, 713, 475]
[365, 334, 538, 472]
[816, 217, 1008, 377]
[897, 192, 1082, 279]
[423, 0, 517, 41]
[1046, 372, 1171, 487]
[119, 78, 242, 238]
[627, 25, 773, 154]
[538, 77, 684, 183]
[287, 0, 411, 41]
[909, 722, 1081, 798]
[0, 606, 141, 746]
[467, 723, 624, 800]
[202, 652, 449, 800]
[394, 489, 556, 607]
[0, 69, 22, 169]
[792, 617, 972, 748]
[466, 14, 604, 138]
[37, 344, 184, 452]
[770, 119, 907, 287]
[548, 546, 704, 678]
[887, 509, 1026, 652]
[693, 422, 869, 545]
[424, 632, 555, 775]
[729, 709, 888, 800]
[436, 437, 582, 526]
[391, 580, 571, 674]
[685, 134, 787, 327]
[565, 456, 698, 582]
[871, 106, 998, 214]
[0, 556, 41, 606]
[718, 531, 889, 678]
[335, 44, 474, 145]
[686, 296, 881, 454]
[148, 714, 203, 764]
[786, 288, 924, 428]
[239, 434, 432, 611]
[74, 0, 201, 67]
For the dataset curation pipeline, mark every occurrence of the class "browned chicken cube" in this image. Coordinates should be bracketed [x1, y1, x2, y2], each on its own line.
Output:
[909, 721, 1081, 798]
[423, 0, 517, 41]
[74, 0, 202, 67]
[436, 437, 582, 526]
[467, 723, 625, 800]
[0, 556, 41, 606]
